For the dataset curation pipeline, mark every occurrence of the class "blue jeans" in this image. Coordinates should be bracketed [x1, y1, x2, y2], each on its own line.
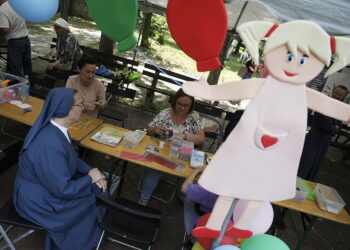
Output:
[183, 201, 200, 244]
[242, 72, 252, 79]
[140, 169, 163, 202]
[7, 37, 32, 77]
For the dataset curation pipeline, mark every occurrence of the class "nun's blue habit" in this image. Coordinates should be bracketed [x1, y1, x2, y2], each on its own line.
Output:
[13, 88, 103, 250]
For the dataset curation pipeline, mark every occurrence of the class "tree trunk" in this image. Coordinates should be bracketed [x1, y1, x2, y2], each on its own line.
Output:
[207, 1, 248, 85]
[69, 0, 92, 20]
[233, 38, 243, 55]
[140, 12, 152, 48]
[99, 33, 116, 55]
[60, 0, 71, 21]
[207, 31, 235, 85]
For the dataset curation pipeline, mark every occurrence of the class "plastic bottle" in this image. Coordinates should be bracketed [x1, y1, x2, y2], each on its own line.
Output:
[21, 75, 30, 102]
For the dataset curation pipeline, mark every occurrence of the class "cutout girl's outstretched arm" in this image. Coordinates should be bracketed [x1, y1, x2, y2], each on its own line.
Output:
[306, 87, 350, 123]
[182, 78, 266, 101]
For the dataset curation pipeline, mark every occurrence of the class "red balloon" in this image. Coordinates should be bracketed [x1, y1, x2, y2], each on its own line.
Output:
[194, 213, 238, 249]
[166, 0, 228, 72]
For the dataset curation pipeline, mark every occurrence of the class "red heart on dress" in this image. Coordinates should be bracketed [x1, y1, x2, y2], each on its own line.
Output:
[261, 135, 278, 148]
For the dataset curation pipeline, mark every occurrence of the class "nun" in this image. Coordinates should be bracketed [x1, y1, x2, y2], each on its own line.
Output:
[13, 88, 107, 250]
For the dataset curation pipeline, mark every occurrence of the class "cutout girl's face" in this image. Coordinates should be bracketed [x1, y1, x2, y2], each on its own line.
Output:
[264, 45, 325, 85]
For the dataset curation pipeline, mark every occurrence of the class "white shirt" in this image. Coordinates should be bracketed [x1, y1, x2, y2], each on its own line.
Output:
[50, 119, 71, 143]
[0, 2, 28, 40]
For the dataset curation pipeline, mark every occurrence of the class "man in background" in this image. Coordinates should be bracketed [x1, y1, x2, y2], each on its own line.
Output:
[0, 0, 31, 76]
[298, 85, 349, 181]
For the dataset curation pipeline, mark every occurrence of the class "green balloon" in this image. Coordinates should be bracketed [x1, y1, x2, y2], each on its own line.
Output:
[86, 0, 138, 52]
[240, 235, 290, 250]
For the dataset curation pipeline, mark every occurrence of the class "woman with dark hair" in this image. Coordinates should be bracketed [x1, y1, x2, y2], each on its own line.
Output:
[139, 88, 205, 205]
[65, 57, 107, 117]
[13, 88, 107, 250]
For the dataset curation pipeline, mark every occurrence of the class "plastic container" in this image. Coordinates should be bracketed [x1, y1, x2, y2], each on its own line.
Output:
[313, 183, 345, 214]
[179, 140, 194, 161]
[0, 72, 28, 104]
[169, 135, 183, 158]
[122, 129, 146, 149]
[293, 177, 309, 202]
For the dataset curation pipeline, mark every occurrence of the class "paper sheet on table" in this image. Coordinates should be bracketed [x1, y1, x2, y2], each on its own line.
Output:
[9, 100, 32, 109]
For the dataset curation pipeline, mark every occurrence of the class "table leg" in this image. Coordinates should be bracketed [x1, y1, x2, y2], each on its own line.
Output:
[107, 158, 120, 191]
[116, 160, 128, 197]
[295, 216, 318, 250]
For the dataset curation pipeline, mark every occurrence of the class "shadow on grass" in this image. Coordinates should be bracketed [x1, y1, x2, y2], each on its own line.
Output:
[223, 54, 243, 73]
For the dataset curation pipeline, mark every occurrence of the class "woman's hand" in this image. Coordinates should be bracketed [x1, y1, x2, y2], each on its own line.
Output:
[154, 126, 167, 136]
[96, 100, 107, 109]
[84, 102, 96, 111]
[47, 60, 60, 70]
[95, 178, 107, 192]
[88, 168, 105, 183]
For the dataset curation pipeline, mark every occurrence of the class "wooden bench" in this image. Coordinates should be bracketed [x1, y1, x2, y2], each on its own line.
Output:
[137, 63, 197, 108]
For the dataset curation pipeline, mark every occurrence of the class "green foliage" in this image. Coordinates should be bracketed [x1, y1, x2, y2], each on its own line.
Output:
[149, 14, 170, 45]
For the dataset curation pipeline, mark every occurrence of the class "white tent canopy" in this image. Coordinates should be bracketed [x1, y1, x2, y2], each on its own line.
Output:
[139, 0, 350, 36]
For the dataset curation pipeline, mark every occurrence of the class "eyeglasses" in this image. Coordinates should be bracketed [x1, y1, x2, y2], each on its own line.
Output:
[176, 102, 191, 108]
[72, 102, 84, 107]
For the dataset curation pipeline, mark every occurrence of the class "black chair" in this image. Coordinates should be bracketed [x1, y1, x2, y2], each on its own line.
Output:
[95, 194, 161, 250]
[0, 199, 44, 250]
[0, 140, 22, 175]
[194, 102, 224, 152]
[100, 83, 137, 127]
[28, 72, 56, 99]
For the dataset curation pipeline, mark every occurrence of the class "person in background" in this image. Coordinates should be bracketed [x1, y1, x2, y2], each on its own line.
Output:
[239, 50, 249, 64]
[139, 88, 205, 206]
[258, 62, 269, 78]
[13, 88, 107, 249]
[298, 85, 349, 180]
[223, 110, 244, 142]
[242, 57, 258, 79]
[65, 57, 107, 117]
[181, 166, 218, 246]
[0, 0, 31, 76]
[48, 18, 82, 72]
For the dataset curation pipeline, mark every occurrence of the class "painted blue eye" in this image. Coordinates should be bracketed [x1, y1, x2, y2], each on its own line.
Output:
[287, 53, 293, 62]
[298, 57, 307, 65]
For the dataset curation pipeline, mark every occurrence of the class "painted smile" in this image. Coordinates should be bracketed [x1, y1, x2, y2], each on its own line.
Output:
[284, 71, 297, 77]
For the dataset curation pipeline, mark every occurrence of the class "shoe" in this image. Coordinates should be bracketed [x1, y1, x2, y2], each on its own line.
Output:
[192, 226, 221, 239]
[138, 199, 148, 206]
[226, 226, 252, 239]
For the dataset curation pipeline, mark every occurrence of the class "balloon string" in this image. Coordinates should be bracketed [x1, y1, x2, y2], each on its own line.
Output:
[134, 47, 182, 86]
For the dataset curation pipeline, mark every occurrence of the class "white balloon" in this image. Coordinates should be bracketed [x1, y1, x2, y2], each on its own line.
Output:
[233, 200, 274, 235]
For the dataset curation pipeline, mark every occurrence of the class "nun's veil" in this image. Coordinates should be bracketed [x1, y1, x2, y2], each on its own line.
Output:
[21, 88, 76, 153]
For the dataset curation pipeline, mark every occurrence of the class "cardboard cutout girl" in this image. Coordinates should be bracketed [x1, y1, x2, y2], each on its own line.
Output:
[182, 20, 350, 240]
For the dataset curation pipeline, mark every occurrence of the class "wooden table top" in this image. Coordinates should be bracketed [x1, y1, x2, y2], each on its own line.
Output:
[80, 123, 208, 178]
[0, 96, 103, 142]
[273, 182, 350, 225]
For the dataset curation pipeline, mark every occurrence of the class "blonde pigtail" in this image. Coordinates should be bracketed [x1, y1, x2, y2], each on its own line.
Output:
[237, 21, 275, 65]
[325, 36, 350, 77]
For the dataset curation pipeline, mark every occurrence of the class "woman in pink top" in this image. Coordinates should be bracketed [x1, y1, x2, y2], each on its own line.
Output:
[65, 57, 107, 117]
